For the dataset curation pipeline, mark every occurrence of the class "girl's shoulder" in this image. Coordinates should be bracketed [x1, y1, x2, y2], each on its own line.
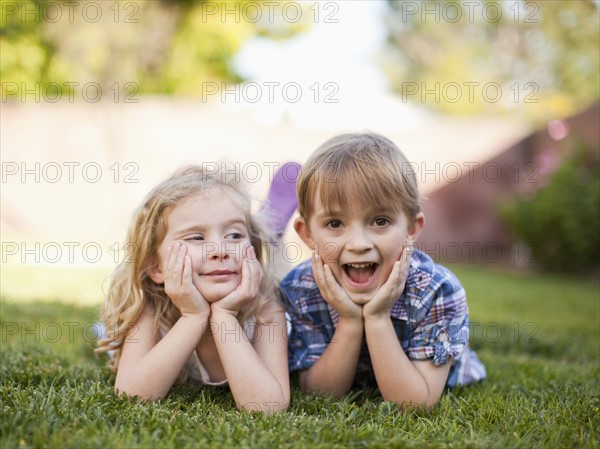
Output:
[255, 296, 285, 326]
[140, 302, 157, 317]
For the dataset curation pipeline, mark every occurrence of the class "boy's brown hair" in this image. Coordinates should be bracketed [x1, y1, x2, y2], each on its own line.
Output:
[297, 132, 421, 225]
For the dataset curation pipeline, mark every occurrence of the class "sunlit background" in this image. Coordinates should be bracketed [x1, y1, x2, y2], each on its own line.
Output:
[1, 0, 599, 303]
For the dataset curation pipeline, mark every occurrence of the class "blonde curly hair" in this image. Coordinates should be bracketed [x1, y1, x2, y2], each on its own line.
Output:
[96, 164, 278, 380]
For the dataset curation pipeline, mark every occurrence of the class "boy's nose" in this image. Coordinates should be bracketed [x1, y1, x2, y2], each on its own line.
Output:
[345, 226, 373, 253]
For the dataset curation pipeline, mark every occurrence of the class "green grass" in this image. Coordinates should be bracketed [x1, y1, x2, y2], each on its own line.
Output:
[1, 265, 599, 448]
[1, 265, 111, 305]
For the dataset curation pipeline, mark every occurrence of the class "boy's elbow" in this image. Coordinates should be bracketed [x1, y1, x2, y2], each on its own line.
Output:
[301, 383, 347, 400]
[383, 388, 438, 411]
[389, 397, 434, 411]
[299, 371, 348, 399]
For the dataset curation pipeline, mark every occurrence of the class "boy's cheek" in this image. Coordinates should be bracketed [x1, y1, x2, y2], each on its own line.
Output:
[316, 243, 341, 264]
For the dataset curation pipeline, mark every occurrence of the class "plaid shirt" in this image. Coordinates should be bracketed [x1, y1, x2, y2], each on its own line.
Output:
[280, 249, 486, 388]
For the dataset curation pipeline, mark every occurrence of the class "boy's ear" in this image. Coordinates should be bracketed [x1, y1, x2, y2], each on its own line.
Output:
[408, 212, 425, 242]
[293, 216, 314, 248]
[146, 263, 164, 284]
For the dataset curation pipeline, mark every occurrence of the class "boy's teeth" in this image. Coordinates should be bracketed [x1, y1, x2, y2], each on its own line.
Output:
[346, 263, 373, 268]
[344, 262, 376, 284]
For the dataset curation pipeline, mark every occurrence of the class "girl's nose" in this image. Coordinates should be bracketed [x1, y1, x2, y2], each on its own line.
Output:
[207, 241, 232, 261]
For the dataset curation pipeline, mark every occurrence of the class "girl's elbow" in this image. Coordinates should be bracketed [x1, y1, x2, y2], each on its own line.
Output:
[263, 400, 289, 413]
[114, 381, 165, 402]
[236, 401, 288, 413]
[236, 391, 290, 413]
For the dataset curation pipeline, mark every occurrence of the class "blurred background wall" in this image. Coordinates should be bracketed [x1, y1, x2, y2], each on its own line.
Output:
[1, 1, 598, 302]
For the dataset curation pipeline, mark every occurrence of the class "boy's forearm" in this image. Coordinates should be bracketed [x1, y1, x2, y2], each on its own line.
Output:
[364, 317, 431, 408]
[301, 317, 363, 398]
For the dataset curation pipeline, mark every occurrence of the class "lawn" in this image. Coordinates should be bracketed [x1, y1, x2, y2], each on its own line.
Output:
[1, 264, 599, 449]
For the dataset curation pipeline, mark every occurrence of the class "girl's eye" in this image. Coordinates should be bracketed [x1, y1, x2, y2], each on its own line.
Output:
[374, 217, 391, 227]
[186, 235, 204, 241]
[326, 220, 342, 229]
[227, 232, 244, 240]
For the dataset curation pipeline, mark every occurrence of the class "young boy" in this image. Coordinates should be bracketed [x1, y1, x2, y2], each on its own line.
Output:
[280, 132, 486, 409]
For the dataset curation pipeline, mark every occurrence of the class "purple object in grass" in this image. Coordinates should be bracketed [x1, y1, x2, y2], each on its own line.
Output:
[262, 162, 301, 238]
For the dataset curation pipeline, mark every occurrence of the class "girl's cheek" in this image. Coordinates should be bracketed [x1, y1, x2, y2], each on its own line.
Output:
[232, 241, 250, 263]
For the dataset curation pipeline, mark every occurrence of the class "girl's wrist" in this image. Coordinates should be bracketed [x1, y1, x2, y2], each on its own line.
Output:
[180, 309, 210, 321]
[210, 304, 239, 318]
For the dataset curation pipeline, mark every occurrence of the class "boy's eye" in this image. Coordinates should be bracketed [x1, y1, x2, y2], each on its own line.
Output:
[374, 217, 391, 227]
[326, 220, 342, 229]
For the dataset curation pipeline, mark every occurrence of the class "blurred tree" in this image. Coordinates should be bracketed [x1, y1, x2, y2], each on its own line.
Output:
[383, 0, 600, 124]
[501, 139, 600, 273]
[1, 0, 309, 99]
[1, 0, 64, 94]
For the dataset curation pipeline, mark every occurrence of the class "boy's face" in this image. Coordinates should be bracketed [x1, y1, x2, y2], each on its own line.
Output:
[295, 196, 424, 304]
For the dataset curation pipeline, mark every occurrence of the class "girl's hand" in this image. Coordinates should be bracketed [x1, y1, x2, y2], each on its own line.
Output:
[163, 241, 210, 318]
[312, 251, 363, 321]
[363, 242, 413, 321]
[211, 245, 263, 316]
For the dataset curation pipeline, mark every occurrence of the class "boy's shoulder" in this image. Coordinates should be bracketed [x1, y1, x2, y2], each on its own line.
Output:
[280, 259, 316, 291]
[279, 259, 326, 312]
[408, 249, 465, 296]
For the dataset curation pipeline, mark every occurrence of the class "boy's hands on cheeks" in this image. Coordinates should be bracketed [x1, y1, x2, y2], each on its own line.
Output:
[312, 251, 362, 321]
[312, 243, 413, 322]
[164, 241, 210, 318]
[211, 245, 263, 317]
[363, 242, 413, 321]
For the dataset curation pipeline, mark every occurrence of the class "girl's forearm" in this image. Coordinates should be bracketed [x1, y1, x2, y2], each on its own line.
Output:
[115, 313, 209, 400]
[210, 310, 287, 412]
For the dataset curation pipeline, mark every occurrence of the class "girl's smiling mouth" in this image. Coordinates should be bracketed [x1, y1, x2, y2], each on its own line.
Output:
[201, 269, 237, 277]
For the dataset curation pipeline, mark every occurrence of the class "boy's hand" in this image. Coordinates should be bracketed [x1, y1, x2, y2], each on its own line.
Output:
[312, 251, 363, 320]
[363, 242, 413, 321]
[164, 241, 211, 318]
[211, 245, 263, 317]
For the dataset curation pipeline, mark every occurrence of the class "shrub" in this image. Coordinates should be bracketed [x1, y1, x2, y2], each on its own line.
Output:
[501, 141, 600, 273]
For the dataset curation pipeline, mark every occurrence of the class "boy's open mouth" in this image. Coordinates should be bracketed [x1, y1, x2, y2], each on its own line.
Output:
[342, 262, 378, 285]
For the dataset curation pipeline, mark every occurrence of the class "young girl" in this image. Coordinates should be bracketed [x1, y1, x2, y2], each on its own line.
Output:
[96, 165, 290, 412]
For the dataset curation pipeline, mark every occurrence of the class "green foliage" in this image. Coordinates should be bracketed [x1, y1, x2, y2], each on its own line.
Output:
[501, 142, 600, 273]
[2, 266, 599, 448]
[1, 0, 309, 99]
[384, 1, 600, 124]
[0, 0, 66, 95]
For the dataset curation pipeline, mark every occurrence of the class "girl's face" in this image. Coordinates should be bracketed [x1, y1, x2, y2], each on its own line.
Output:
[153, 190, 252, 303]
